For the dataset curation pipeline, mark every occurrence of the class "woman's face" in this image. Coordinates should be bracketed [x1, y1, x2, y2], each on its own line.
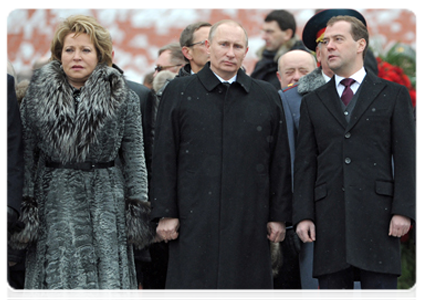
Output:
[61, 32, 98, 88]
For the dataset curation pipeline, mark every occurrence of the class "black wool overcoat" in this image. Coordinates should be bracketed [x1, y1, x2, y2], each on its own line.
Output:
[151, 64, 292, 288]
[293, 72, 415, 278]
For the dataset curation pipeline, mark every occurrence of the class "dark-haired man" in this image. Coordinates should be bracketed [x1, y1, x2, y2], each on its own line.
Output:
[179, 21, 211, 76]
[293, 15, 415, 289]
[251, 10, 307, 89]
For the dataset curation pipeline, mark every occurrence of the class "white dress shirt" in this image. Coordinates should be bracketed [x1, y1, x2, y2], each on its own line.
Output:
[334, 67, 367, 98]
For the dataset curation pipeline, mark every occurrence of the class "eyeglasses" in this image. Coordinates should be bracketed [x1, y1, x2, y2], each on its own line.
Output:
[154, 64, 183, 72]
[187, 40, 206, 47]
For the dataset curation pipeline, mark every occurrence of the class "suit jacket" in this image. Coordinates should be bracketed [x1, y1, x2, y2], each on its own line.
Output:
[7, 74, 23, 213]
[293, 71, 415, 277]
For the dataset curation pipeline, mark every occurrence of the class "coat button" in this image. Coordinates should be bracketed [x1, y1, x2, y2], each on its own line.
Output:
[345, 157, 351, 164]
[344, 132, 351, 139]
[344, 111, 349, 116]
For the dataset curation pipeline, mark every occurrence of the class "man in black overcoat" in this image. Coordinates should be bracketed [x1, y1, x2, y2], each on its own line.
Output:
[5, 73, 23, 299]
[293, 15, 415, 289]
[151, 20, 292, 289]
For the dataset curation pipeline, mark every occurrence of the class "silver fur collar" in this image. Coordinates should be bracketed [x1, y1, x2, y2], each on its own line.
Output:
[297, 67, 327, 95]
[24, 60, 128, 163]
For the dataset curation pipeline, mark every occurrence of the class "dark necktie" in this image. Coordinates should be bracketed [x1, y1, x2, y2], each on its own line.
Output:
[340, 78, 355, 106]
[222, 81, 230, 87]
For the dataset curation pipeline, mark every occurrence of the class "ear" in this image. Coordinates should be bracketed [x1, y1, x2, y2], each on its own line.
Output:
[315, 46, 322, 63]
[276, 71, 282, 82]
[181, 46, 192, 60]
[205, 39, 211, 55]
[357, 38, 366, 54]
[284, 28, 294, 39]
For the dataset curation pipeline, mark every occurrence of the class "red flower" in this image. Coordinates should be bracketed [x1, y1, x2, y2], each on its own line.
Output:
[377, 58, 416, 107]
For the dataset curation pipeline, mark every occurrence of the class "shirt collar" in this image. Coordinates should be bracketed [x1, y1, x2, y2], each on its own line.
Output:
[213, 72, 237, 84]
[335, 67, 366, 87]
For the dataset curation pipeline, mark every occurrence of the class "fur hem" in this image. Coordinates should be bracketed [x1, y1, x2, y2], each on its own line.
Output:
[9, 197, 39, 250]
[270, 242, 283, 277]
[125, 199, 155, 250]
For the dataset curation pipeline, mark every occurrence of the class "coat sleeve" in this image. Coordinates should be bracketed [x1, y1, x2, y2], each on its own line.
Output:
[279, 90, 296, 191]
[150, 80, 181, 221]
[390, 85, 415, 221]
[267, 87, 292, 223]
[7, 74, 23, 214]
[292, 95, 318, 226]
[120, 89, 154, 249]
[9, 90, 40, 249]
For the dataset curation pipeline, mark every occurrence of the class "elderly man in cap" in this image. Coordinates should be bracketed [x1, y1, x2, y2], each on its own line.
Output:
[293, 11, 415, 289]
[280, 9, 382, 289]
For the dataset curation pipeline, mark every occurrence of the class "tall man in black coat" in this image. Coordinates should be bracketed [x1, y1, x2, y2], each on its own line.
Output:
[151, 19, 292, 289]
[293, 15, 415, 289]
[5, 73, 23, 299]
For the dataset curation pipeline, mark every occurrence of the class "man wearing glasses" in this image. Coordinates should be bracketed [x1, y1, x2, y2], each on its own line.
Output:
[153, 42, 186, 77]
[179, 21, 212, 76]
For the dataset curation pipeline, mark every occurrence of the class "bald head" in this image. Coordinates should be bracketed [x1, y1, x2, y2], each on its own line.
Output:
[277, 50, 317, 89]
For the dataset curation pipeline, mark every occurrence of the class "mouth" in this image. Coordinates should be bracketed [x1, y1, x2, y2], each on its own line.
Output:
[223, 61, 236, 66]
[328, 55, 338, 61]
[72, 65, 84, 69]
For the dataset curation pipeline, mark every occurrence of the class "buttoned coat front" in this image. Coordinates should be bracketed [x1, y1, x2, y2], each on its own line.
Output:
[293, 72, 415, 278]
[151, 64, 292, 288]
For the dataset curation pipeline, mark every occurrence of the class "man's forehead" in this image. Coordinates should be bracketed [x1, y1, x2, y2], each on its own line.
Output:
[214, 25, 247, 42]
[325, 21, 351, 33]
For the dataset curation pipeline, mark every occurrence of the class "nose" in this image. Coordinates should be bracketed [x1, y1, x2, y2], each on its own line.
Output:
[326, 39, 335, 50]
[73, 49, 82, 60]
[292, 70, 301, 82]
[226, 46, 236, 58]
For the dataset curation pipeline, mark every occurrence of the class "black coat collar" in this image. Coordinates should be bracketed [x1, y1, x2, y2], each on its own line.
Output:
[197, 62, 251, 93]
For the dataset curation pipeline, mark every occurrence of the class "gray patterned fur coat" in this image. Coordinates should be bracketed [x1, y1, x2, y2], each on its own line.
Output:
[9, 60, 153, 289]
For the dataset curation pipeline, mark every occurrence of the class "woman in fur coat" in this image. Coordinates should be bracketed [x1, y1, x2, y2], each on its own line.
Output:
[9, 15, 153, 289]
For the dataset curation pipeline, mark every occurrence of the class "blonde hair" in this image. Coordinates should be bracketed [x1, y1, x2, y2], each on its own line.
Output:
[50, 15, 113, 66]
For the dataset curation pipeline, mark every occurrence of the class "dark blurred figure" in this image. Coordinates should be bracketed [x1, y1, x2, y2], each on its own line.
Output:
[7, 73, 24, 289]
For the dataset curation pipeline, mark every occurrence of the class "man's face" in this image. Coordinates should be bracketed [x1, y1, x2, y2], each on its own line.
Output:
[321, 20, 365, 77]
[185, 26, 210, 73]
[154, 50, 182, 77]
[277, 51, 315, 89]
[261, 21, 292, 52]
[206, 23, 248, 80]
[315, 44, 333, 78]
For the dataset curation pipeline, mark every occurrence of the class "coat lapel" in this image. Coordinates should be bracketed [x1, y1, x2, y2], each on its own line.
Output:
[317, 78, 348, 128]
[346, 72, 386, 131]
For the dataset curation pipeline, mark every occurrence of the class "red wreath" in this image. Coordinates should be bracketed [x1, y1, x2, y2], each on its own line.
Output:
[376, 57, 416, 107]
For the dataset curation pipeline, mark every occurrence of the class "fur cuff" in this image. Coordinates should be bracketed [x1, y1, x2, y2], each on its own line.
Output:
[270, 242, 283, 277]
[125, 199, 155, 250]
[9, 197, 39, 250]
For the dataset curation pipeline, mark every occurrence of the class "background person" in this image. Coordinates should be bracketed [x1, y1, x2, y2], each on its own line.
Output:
[251, 10, 307, 89]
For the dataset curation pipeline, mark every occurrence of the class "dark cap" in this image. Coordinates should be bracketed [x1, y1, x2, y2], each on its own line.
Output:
[302, 9, 367, 51]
